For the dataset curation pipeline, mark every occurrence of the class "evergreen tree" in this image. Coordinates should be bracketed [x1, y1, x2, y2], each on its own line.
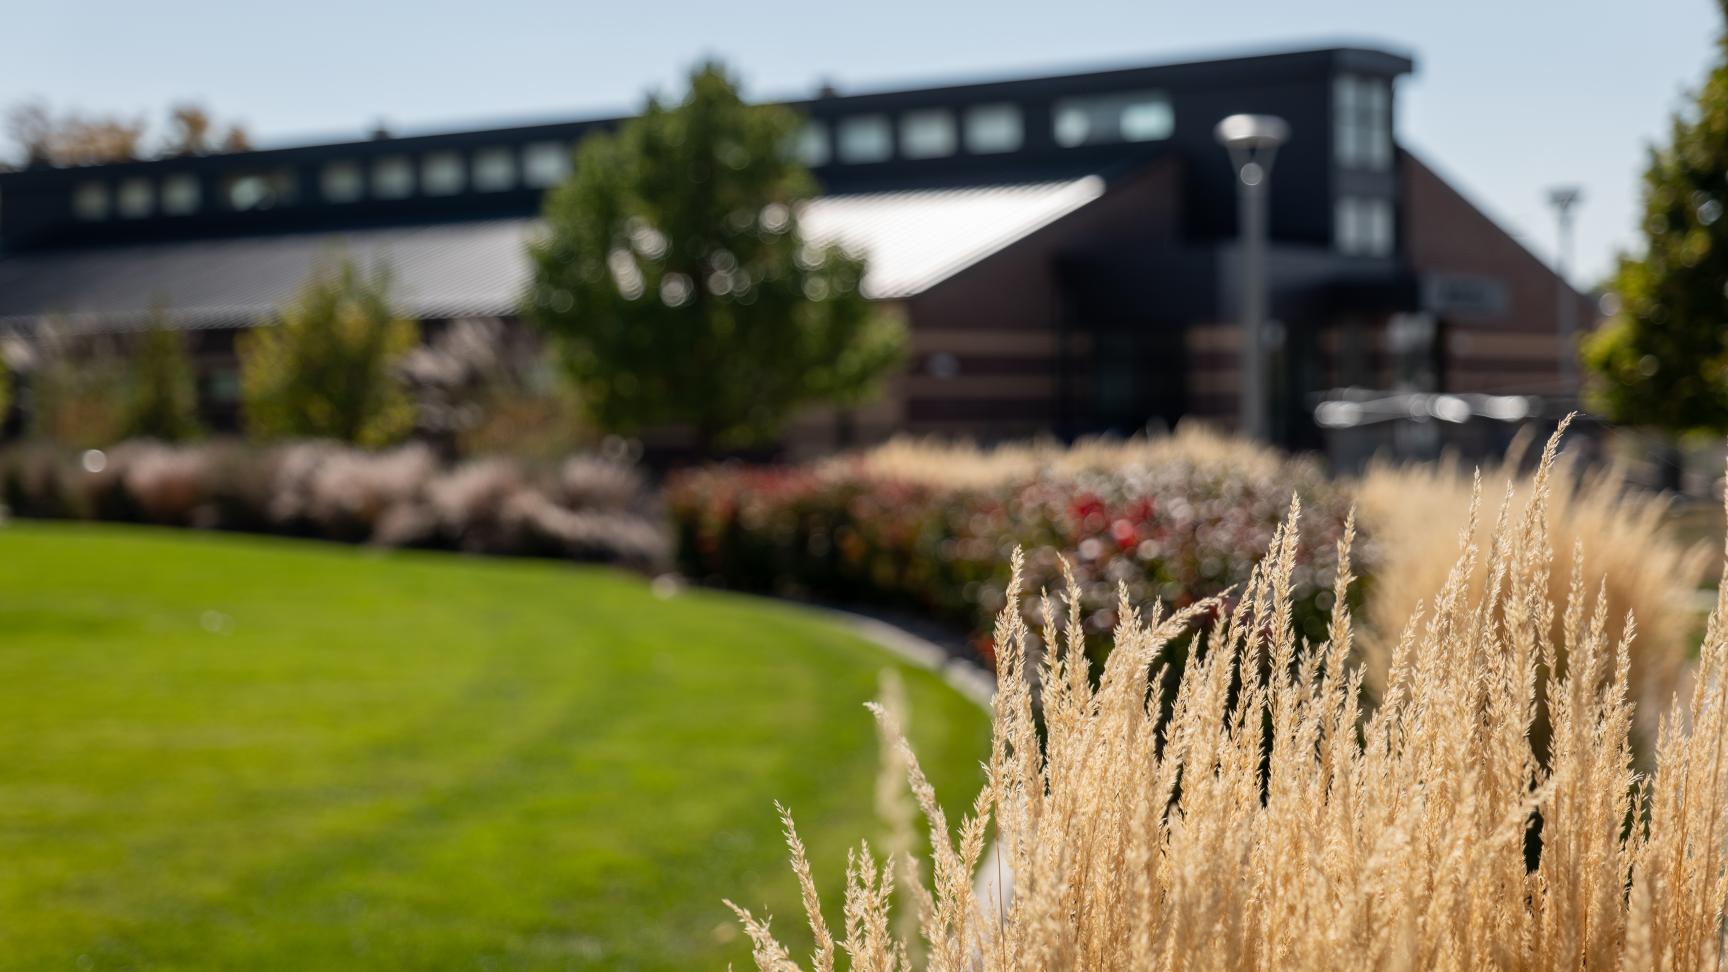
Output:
[524, 62, 904, 451]
[1583, 3, 1728, 433]
[238, 257, 417, 445]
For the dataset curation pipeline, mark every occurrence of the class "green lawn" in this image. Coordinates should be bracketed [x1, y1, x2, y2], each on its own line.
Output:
[0, 523, 988, 970]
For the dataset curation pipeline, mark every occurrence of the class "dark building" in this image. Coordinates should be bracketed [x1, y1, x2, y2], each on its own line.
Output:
[0, 44, 1592, 453]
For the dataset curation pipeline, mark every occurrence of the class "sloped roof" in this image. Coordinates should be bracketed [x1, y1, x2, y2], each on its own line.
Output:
[799, 176, 1105, 299]
[0, 176, 1107, 330]
[0, 219, 541, 331]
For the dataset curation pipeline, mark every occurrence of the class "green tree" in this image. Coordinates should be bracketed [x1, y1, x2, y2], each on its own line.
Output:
[122, 315, 202, 441]
[239, 257, 417, 445]
[1584, 3, 1728, 433]
[28, 331, 130, 448]
[523, 62, 904, 451]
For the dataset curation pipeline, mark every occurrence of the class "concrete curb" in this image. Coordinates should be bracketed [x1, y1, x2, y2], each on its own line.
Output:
[787, 602, 1015, 919]
[815, 607, 997, 711]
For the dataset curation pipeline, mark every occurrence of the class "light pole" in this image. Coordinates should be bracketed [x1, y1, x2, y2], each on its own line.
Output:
[1548, 185, 1583, 397]
[1216, 114, 1290, 442]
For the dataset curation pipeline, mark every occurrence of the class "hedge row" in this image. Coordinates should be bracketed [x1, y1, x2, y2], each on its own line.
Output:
[667, 435, 1368, 660]
[0, 440, 670, 572]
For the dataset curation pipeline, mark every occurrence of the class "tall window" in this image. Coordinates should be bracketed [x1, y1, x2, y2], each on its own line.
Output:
[1335, 196, 1395, 257]
[473, 147, 517, 191]
[1053, 91, 1173, 147]
[422, 151, 464, 196]
[162, 174, 200, 214]
[964, 104, 1023, 154]
[372, 156, 414, 199]
[1334, 75, 1392, 171]
[837, 115, 892, 163]
[899, 109, 957, 159]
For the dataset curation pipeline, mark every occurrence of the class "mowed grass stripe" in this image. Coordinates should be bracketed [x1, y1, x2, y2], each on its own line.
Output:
[0, 522, 988, 970]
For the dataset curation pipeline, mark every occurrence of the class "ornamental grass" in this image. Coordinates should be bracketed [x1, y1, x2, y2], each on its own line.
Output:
[731, 419, 1728, 970]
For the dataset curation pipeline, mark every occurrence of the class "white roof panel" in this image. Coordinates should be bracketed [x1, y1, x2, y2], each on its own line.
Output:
[799, 176, 1107, 299]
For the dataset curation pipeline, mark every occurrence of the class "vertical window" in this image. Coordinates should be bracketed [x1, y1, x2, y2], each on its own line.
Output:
[73, 182, 109, 221]
[1333, 76, 1361, 167]
[117, 177, 153, 219]
[837, 115, 892, 163]
[523, 142, 570, 188]
[899, 109, 957, 159]
[162, 174, 200, 214]
[964, 104, 1023, 154]
[473, 147, 516, 191]
[322, 161, 364, 202]
[1363, 197, 1394, 255]
[1363, 81, 1391, 170]
[1336, 196, 1395, 256]
[1053, 92, 1173, 147]
[422, 151, 464, 196]
[1335, 75, 1392, 171]
[795, 121, 829, 166]
[372, 156, 413, 199]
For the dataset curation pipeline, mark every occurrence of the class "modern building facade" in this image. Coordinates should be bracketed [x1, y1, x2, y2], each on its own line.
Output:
[0, 44, 1594, 452]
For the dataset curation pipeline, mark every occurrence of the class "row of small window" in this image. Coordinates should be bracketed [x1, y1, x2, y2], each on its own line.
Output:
[1334, 75, 1393, 172]
[72, 142, 575, 221]
[795, 91, 1173, 166]
[1336, 196, 1395, 257]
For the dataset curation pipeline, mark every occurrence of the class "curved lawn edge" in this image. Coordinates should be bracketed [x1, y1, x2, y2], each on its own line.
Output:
[0, 522, 991, 970]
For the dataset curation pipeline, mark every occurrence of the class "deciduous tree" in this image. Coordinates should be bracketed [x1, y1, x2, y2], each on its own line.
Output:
[123, 315, 203, 442]
[239, 257, 417, 446]
[1583, 2, 1728, 433]
[524, 62, 904, 451]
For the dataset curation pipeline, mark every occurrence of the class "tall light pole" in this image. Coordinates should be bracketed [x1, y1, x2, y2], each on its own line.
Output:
[1548, 185, 1583, 397]
[1216, 114, 1290, 442]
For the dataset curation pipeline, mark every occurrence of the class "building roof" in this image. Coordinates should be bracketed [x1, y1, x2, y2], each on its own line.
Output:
[802, 176, 1104, 299]
[0, 219, 540, 331]
[0, 176, 1108, 330]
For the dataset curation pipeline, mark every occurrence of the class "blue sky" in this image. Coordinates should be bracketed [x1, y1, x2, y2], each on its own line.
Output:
[8, 0, 1720, 283]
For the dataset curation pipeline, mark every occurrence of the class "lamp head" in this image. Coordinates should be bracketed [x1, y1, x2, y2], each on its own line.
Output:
[1216, 114, 1290, 184]
[1214, 114, 1291, 151]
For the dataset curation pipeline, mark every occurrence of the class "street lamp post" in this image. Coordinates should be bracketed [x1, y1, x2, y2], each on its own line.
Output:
[1548, 186, 1583, 397]
[1216, 114, 1290, 442]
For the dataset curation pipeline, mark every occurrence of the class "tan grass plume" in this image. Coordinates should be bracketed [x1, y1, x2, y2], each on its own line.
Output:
[730, 417, 1728, 970]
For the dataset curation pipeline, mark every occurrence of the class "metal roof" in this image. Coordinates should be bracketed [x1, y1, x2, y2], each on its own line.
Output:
[0, 176, 1107, 330]
[0, 218, 542, 331]
[800, 176, 1105, 299]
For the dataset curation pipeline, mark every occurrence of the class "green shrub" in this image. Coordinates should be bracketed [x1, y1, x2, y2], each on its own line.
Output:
[122, 321, 202, 442]
[239, 257, 417, 446]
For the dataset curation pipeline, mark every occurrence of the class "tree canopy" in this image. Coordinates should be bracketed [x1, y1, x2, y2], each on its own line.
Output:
[523, 62, 904, 450]
[1583, 3, 1728, 433]
[238, 257, 417, 446]
[3, 99, 248, 169]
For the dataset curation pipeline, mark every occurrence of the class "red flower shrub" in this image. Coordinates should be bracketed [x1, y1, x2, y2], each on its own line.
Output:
[667, 440, 1368, 663]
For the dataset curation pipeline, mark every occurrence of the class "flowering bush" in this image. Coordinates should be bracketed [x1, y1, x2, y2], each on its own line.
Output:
[669, 431, 1366, 660]
[0, 439, 670, 572]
